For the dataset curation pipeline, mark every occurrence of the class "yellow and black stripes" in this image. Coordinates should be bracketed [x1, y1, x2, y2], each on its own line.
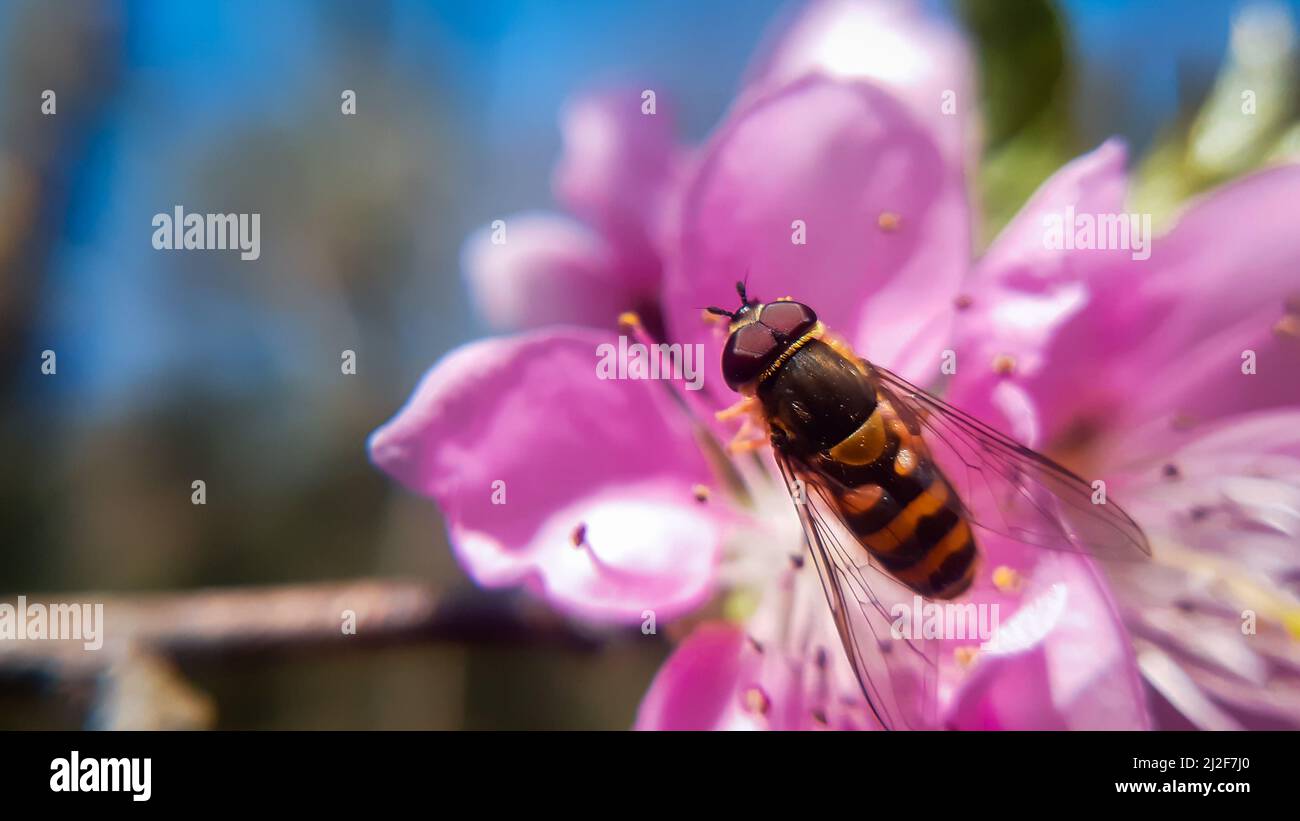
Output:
[757, 336, 980, 599]
[814, 403, 978, 600]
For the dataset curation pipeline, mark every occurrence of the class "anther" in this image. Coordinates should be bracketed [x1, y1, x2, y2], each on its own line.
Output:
[811, 709, 829, 726]
[618, 311, 642, 333]
[570, 523, 587, 548]
[1162, 463, 1180, 480]
[877, 211, 901, 232]
[692, 484, 711, 503]
[747, 635, 764, 654]
[742, 686, 771, 716]
[992, 565, 1023, 594]
[954, 294, 973, 311]
[790, 554, 805, 570]
[954, 646, 979, 668]
[992, 353, 1017, 376]
[1274, 313, 1300, 339]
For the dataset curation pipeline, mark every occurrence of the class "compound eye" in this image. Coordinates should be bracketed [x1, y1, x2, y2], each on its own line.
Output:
[722, 322, 779, 391]
[757, 301, 816, 340]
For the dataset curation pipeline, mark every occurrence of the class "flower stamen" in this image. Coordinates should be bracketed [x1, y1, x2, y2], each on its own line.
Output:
[1273, 313, 1300, 339]
[992, 565, 1023, 594]
[992, 353, 1017, 376]
[742, 686, 771, 716]
[621, 309, 757, 507]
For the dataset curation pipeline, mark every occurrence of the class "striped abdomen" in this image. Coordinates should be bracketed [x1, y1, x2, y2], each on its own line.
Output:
[758, 339, 978, 599]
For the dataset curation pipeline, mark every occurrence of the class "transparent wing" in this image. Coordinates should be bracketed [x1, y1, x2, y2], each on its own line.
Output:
[774, 449, 940, 731]
[870, 363, 1151, 560]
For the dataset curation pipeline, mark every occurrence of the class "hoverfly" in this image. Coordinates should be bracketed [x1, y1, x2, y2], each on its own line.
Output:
[707, 281, 1150, 729]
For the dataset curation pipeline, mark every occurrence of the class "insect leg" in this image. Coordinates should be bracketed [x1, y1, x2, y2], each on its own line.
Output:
[716, 395, 760, 422]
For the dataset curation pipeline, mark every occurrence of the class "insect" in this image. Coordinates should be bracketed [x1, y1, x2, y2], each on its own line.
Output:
[707, 281, 1151, 729]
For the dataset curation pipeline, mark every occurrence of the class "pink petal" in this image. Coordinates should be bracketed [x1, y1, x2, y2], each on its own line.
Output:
[943, 584, 1069, 729]
[957, 148, 1300, 447]
[635, 614, 866, 731]
[1112, 165, 1300, 431]
[946, 547, 1151, 730]
[461, 212, 642, 331]
[745, 0, 976, 167]
[553, 87, 678, 291]
[949, 139, 1136, 436]
[1115, 409, 1300, 579]
[637, 551, 880, 731]
[635, 623, 752, 731]
[369, 328, 725, 623]
[663, 75, 970, 403]
[1101, 411, 1300, 729]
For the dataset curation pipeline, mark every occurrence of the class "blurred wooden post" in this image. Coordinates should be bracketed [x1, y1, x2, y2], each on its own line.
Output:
[0, 579, 605, 728]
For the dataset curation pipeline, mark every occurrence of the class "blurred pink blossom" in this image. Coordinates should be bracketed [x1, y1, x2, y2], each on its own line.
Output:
[461, 87, 682, 331]
[949, 142, 1300, 729]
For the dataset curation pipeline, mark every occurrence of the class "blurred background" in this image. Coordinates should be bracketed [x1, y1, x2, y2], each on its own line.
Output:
[1, 0, 1297, 729]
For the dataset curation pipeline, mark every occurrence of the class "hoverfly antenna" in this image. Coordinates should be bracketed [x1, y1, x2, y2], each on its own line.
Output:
[705, 305, 735, 318]
[735, 279, 748, 304]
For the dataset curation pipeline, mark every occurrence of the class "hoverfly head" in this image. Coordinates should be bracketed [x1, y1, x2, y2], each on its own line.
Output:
[705, 280, 759, 326]
[716, 284, 819, 392]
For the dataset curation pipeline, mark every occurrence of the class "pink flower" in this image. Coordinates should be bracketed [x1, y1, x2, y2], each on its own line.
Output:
[372, 0, 1159, 730]
[461, 87, 682, 331]
[948, 141, 1300, 729]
